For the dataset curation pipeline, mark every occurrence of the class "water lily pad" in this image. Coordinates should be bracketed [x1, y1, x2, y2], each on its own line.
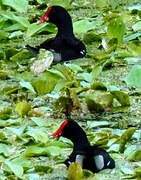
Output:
[135, 166, 141, 178]
[0, 71, 9, 80]
[132, 21, 141, 31]
[74, 19, 103, 34]
[86, 90, 113, 112]
[128, 149, 141, 162]
[83, 31, 101, 44]
[32, 71, 62, 95]
[0, 108, 12, 120]
[4, 159, 23, 178]
[91, 81, 107, 91]
[10, 49, 32, 61]
[124, 65, 141, 88]
[34, 165, 53, 173]
[68, 162, 83, 180]
[0, 143, 11, 157]
[107, 17, 125, 43]
[111, 91, 130, 106]
[5, 48, 19, 60]
[25, 23, 48, 37]
[20, 81, 35, 93]
[2, 0, 28, 13]
[87, 121, 110, 128]
[119, 128, 136, 153]
[26, 127, 49, 143]
[15, 101, 31, 117]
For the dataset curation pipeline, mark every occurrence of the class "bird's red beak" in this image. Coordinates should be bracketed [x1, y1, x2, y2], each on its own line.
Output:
[52, 121, 68, 139]
[37, 7, 52, 24]
[52, 129, 62, 139]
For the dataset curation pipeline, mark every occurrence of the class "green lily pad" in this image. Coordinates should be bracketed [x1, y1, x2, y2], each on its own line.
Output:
[119, 128, 136, 153]
[132, 21, 141, 31]
[124, 65, 141, 88]
[135, 166, 141, 178]
[32, 71, 62, 95]
[0, 108, 12, 120]
[5, 48, 19, 60]
[74, 19, 103, 34]
[4, 159, 23, 178]
[86, 90, 113, 112]
[2, 0, 28, 13]
[91, 81, 107, 91]
[111, 91, 130, 106]
[83, 31, 101, 44]
[34, 165, 53, 173]
[0, 71, 9, 80]
[107, 17, 125, 43]
[68, 162, 83, 180]
[10, 49, 32, 61]
[0, 143, 11, 157]
[128, 149, 141, 162]
[15, 101, 31, 117]
[26, 127, 49, 143]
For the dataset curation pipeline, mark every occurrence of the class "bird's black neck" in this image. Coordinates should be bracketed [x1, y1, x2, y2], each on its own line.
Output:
[70, 128, 90, 151]
[56, 16, 74, 38]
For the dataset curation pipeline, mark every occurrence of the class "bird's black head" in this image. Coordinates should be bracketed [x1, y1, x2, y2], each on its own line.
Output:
[38, 6, 73, 31]
[52, 120, 79, 140]
[52, 120, 90, 147]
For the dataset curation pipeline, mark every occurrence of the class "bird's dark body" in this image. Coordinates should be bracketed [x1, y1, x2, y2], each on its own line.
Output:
[65, 145, 115, 173]
[53, 120, 115, 173]
[27, 6, 86, 62]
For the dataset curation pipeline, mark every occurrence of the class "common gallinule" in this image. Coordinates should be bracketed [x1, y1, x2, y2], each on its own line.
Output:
[27, 6, 86, 62]
[52, 120, 115, 173]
